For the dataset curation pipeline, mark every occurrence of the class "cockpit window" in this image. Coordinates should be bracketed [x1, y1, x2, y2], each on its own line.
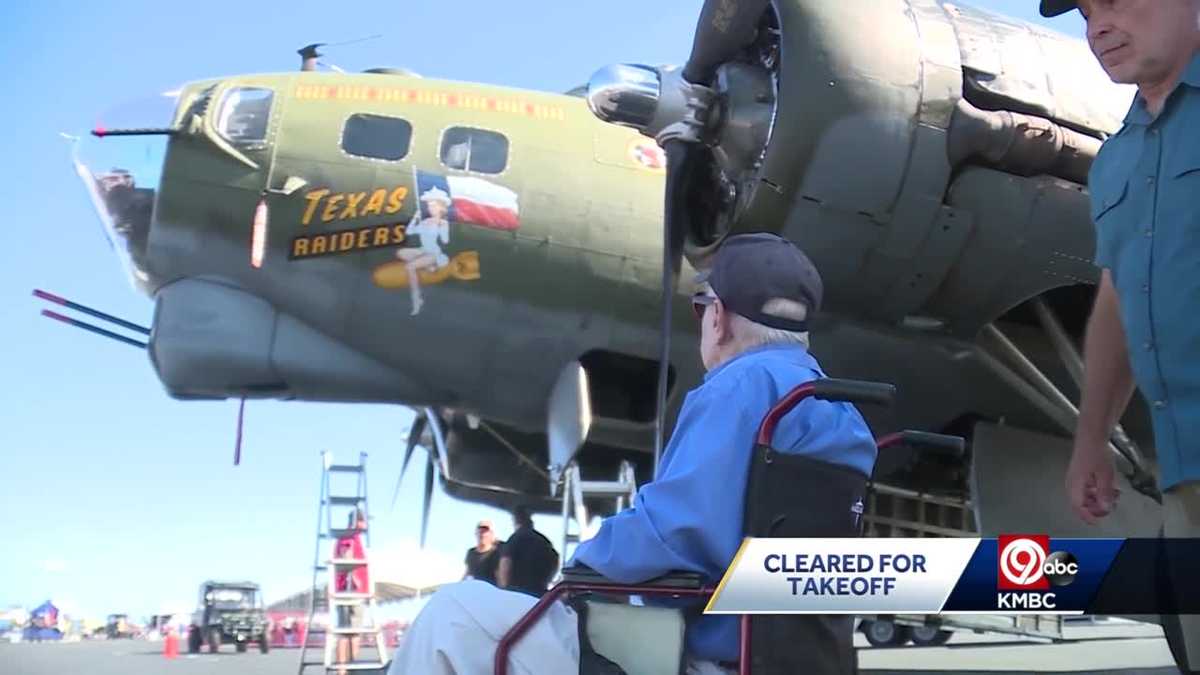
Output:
[216, 87, 273, 143]
[341, 113, 413, 161]
[440, 127, 508, 174]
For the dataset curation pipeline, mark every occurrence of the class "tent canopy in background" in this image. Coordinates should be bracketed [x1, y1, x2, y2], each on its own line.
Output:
[30, 601, 58, 626]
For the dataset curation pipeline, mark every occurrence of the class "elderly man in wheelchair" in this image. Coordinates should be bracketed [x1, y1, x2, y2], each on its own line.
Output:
[388, 233, 881, 675]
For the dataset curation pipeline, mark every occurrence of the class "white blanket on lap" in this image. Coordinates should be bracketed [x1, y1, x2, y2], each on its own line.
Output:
[387, 580, 580, 675]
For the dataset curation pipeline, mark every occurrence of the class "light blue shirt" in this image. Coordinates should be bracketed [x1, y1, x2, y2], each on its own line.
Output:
[1088, 52, 1200, 491]
[569, 344, 878, 663]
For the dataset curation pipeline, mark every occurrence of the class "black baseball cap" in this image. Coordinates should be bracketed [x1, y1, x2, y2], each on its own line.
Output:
[1040, 0, 1077, 17]
[697, 232, 823, 332]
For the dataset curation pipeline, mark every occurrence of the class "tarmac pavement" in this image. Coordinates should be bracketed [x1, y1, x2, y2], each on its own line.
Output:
[0, 620, 1183, 675]
[0, 638, 385, 675]
[855, 619, 1181, 674]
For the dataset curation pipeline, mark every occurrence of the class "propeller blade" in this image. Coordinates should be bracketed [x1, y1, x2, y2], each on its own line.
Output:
[401, 415, 427, 480]
[391, 414, 429, 510]
[651, 140, 697, 476]
[420, 454, 435, 549]
[683, 0, 771, 85]
[389, 471, 403, 511]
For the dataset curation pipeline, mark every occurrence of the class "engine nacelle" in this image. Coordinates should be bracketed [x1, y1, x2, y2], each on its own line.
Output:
[721, 0, 1135, 336]
[590, 0, 1137, 337]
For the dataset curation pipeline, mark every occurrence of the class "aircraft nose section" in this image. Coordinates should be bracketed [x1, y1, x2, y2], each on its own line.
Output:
[71, 88, 179, 295]
[72, 135, 163, 295]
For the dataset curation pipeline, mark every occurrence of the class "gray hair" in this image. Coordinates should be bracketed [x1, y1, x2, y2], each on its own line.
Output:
[729, 298, 810, 350]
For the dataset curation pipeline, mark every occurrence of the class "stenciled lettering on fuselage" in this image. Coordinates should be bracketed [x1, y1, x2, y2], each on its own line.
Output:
[293, 85, 567, 122]
[372, 169, 521, 316]
[290, 223, 410, 260]
[290, 185, 411, 260]
[286, 172, 522, 317]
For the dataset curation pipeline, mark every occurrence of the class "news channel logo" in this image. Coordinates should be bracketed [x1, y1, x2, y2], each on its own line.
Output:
[997, 535, 1079, 589]
[995, 535, 1079, 610]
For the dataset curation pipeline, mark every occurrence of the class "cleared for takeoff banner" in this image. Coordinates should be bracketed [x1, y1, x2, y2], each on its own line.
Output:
[703, 537, 1200, 615]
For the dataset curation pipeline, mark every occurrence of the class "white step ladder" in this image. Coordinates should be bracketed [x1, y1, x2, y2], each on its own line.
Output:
[298, 451, 390, 674]
[559, 460, 638, 563]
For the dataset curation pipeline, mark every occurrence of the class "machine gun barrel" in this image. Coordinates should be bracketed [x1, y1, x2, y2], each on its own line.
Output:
[40, 310, 147, 349]
[34, 289, 150, 335]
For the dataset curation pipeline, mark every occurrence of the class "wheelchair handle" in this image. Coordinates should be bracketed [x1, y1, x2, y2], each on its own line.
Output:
[877, 430, 966, 458]
[812, 378, 897, 406]
[756, 378, 897, 446]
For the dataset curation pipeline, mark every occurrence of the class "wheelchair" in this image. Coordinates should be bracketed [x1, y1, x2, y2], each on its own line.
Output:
[493, 378, 965, 675]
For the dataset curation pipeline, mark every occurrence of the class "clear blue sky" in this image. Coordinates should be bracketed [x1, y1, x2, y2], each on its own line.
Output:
[0, 1, 1085, 621]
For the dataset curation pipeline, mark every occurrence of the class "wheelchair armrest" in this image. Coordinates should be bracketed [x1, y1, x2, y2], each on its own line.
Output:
[560, 565, 705, 590]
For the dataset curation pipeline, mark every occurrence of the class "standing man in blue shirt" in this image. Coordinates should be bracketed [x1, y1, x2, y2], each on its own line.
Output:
[570, 232, 878, 675]
[1041, 1, 1200, 671]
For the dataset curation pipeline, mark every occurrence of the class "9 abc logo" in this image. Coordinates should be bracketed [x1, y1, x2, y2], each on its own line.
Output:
[997, 535, 1078, 590]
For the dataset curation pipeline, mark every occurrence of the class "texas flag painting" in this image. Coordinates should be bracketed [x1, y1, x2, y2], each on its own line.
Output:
[415, 169, 520, 231]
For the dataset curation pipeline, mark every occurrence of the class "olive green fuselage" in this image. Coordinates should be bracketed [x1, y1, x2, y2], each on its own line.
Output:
[150, 71, 699, 438]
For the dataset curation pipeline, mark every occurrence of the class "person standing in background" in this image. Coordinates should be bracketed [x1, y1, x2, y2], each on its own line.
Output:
[463, 519, 503, 585]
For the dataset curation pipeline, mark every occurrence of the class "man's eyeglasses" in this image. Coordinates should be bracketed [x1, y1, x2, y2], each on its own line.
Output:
[692, 293, 716, 320]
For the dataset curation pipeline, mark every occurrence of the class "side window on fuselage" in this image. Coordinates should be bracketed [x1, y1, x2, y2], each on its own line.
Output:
[216, 87, 274, 144]
[342, 113, 413, 161]
[440, 126, 508, 174]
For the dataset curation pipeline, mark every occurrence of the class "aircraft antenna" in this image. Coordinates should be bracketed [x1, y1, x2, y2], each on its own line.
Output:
[326, 34, 383, 48]
[296, 34, 383, 71]
[298, 44, 324, 71]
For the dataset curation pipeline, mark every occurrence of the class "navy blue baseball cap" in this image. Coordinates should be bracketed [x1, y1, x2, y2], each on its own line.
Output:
[1040, 0, 1077, 17]
[696, 232, 822, 332]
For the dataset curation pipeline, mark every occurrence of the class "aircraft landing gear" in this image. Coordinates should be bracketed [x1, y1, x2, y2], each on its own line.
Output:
[862, 619, 912, 647]
[910, 624, 953, 647]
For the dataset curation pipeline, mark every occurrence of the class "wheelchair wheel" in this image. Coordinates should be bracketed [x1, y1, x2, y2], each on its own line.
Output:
[863, 620, 911, 647]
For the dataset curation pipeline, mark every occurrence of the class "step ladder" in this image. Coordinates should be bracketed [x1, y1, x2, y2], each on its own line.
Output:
[559, 460, 637, 564]
[298, 452, 390, 674]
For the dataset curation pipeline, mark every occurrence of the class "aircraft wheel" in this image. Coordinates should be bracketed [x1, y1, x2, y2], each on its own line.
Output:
[863, 620, 911, 647]
[236, 641, 247, 653]
[910, 625, 952, 646]
[259, 637, 270, 654]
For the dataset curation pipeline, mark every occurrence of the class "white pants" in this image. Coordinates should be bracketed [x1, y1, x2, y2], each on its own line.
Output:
[685, 658, 736, 675]
[388, 580, 736, 675]
[387, 580, 579, 675]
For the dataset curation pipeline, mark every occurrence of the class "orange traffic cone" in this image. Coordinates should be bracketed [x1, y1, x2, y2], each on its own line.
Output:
[163, 630, 179, 659]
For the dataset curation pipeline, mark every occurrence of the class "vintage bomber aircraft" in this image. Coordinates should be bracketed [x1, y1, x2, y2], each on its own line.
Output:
[59, 0, 1166, 552]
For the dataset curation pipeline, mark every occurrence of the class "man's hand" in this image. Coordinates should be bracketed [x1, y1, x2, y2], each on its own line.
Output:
[1066, 441, 1120, 524]
[1068, 270, 1133, 526]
